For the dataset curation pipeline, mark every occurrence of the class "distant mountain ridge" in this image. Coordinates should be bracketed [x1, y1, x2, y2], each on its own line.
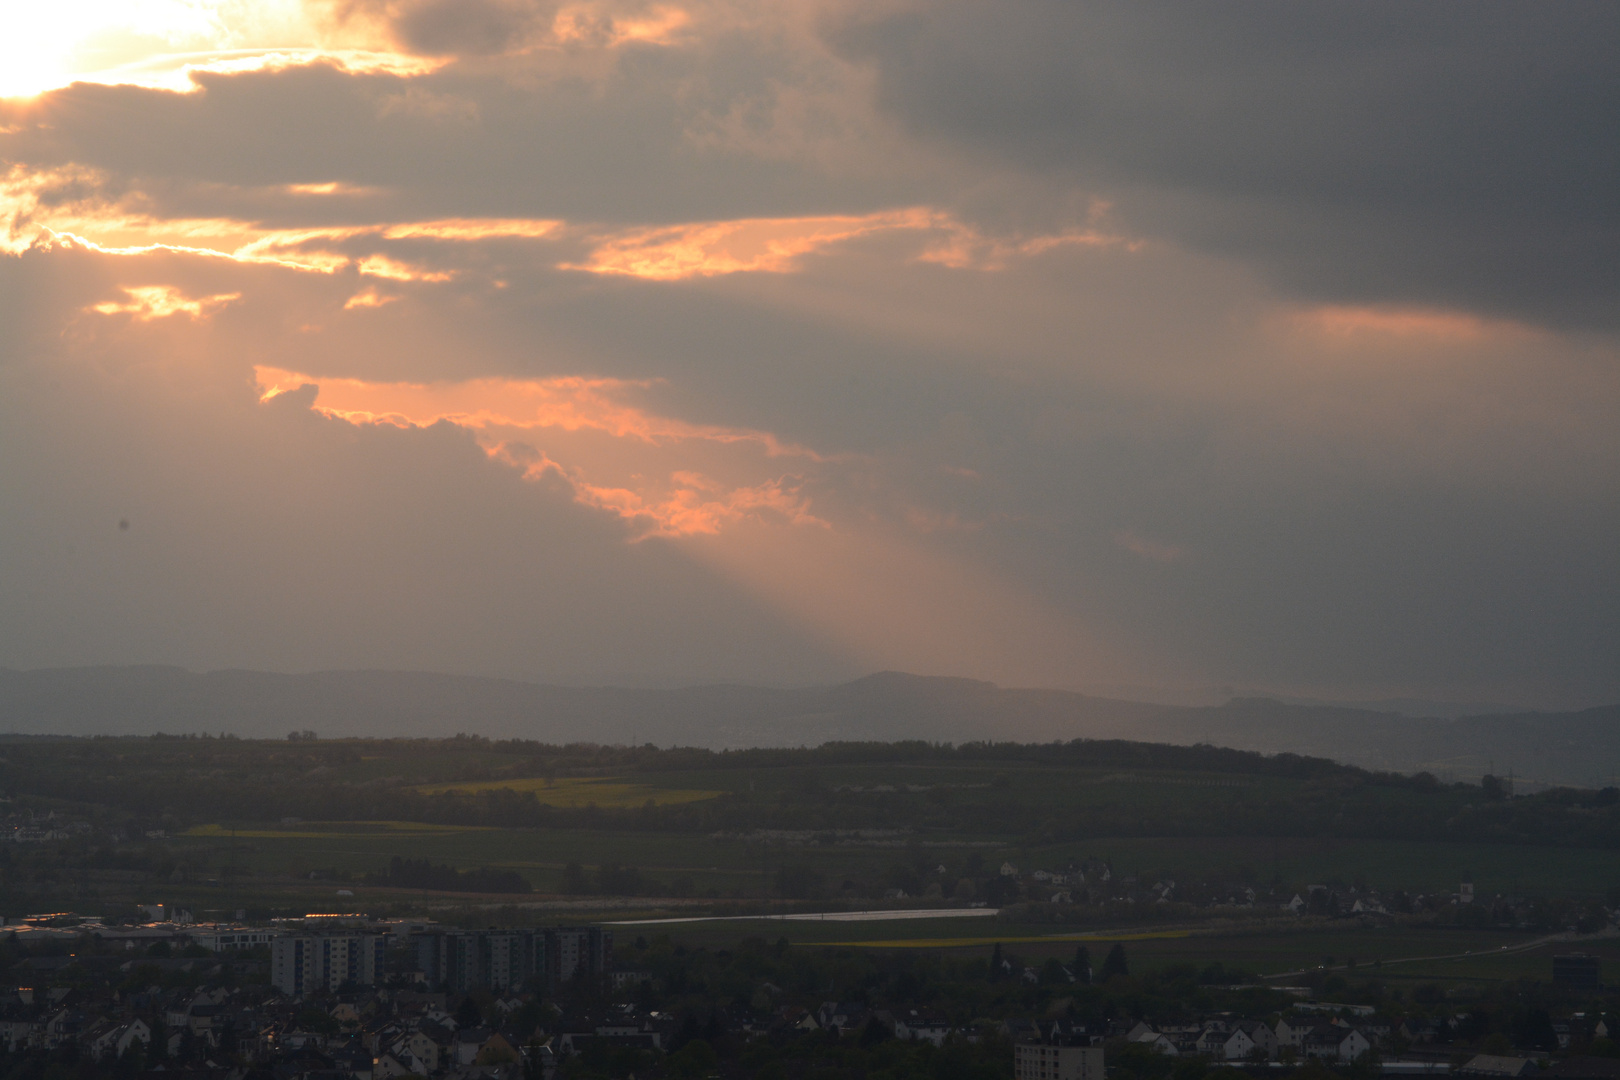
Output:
[1, 666, 1615, 789]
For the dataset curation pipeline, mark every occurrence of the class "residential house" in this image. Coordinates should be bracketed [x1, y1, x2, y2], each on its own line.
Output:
[817, 1002, 869, 1036]
[0, 1017, 37, 1052]
[1136, 1033, 1180, 1056]
[372, 1053, 418, 1080]
[1359, 1016, 1394, 1048]
[85, 1019, 151, 1061]
[1216, 1022, 1277, 1060]
[1303, 1025, 1371, 1062]
[773, 1006, 818, 1033]
[1197, 1026, 1233, 1056]
[473, 1033, 519, 1065]
[454, 1028, 494, 1066]
[39, 1007, 84, 1050]
[892, 1009, 952, 1046]
[388, 1030, 441, 1074]
[1244, 1021, 1280, 1059]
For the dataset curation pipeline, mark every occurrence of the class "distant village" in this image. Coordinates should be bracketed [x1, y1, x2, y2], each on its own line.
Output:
[0, 908, 1616, 1080]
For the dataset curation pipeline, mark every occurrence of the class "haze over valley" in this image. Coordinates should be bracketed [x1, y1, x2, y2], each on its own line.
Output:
[4, 666, 1615, 789]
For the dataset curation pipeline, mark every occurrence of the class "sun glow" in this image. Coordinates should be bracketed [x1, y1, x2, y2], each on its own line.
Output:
[0, 0, 300, 98]
[0, 0, 444, 99]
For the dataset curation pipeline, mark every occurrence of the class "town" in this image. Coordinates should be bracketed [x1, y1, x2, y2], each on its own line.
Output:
[0, 737, 1616, 1080]
[1, 906, 1617, 1080]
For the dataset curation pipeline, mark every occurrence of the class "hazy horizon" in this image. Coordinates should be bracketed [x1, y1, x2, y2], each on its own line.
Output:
[0, 660, 1592, 717]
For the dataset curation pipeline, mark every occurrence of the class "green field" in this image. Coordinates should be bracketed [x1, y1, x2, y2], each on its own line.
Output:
[162, 823, 1620, 906]
[409, 776, 724, 806]
[8, 736, 1620, 958]
[629, 916, 1615, 989]
[1004, 835, 1620, 898]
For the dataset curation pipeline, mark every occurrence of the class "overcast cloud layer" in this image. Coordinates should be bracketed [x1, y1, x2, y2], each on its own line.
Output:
[1, 0, 1616, 708]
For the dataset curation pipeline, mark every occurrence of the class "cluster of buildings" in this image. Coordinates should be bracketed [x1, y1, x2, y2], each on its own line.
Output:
[1124, 1013, 1372, 1062]
[0, 957, 1079, 1080]
[0, 913, 613, 999]
[3, 920, 1618, 1080]
[0, 978, 552, 1079]
[765, 1000, 963, 1045]
[3, 810, 94, 844]
[989, 860, 1286, 910]
[0, 916, 619, 1080]
[269, 923, 611, 998]
[1116, 996, 1616, 1070]
[990, 861, 1554, 922]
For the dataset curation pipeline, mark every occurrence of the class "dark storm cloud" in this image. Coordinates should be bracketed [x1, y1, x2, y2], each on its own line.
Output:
[2, 1, 1616, 706]
[828, 1, 1620, 329]
[0, 54, 902, 228]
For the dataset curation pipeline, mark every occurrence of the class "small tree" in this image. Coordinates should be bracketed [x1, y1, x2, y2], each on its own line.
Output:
[1073, 945, 1093, 984]
[1100, 942, 1129, 982]
[455, 995, 484, 1028]
[667, 1038, 717, 1079]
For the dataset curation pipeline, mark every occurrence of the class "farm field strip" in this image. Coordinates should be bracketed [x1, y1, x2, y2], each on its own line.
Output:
[823, 929, 1197, 949]
[611, 907, 1002, 925]
[1262, 928, 1613, 979]
[408, 776, 723, 806]
[185, 821, 492, 839]
[166, 826, 1620, 900]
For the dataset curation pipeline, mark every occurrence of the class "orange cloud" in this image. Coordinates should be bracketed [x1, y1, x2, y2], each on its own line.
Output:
[357, 254, 454, 282]
[284, 180, 384, 196]
[7, 160, 1126, 288]
[564, 208, 944, 279]
[254, 365, 815, 455]
[92, 285, 240, 320]
[254, 365, 825, 537]
[0, 163, 353, 268]
[564, 208, 1140, 280]
[1113, 530, 1184, 563]
[343, 287, 397, 309]
[1292, 304, 1512, 342]
[569, 473, 823, 537]
[381, 218, 561, 240]
[2, 167, 565, 268]
[918, 226, 1134, 271]
[550, 4, 692, 48]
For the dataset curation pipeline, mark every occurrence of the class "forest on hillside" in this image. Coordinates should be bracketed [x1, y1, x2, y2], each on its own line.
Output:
[2, 734, 1617, 849]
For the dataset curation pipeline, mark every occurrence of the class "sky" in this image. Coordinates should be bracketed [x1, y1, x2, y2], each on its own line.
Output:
[1, 0, 1616, 707]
